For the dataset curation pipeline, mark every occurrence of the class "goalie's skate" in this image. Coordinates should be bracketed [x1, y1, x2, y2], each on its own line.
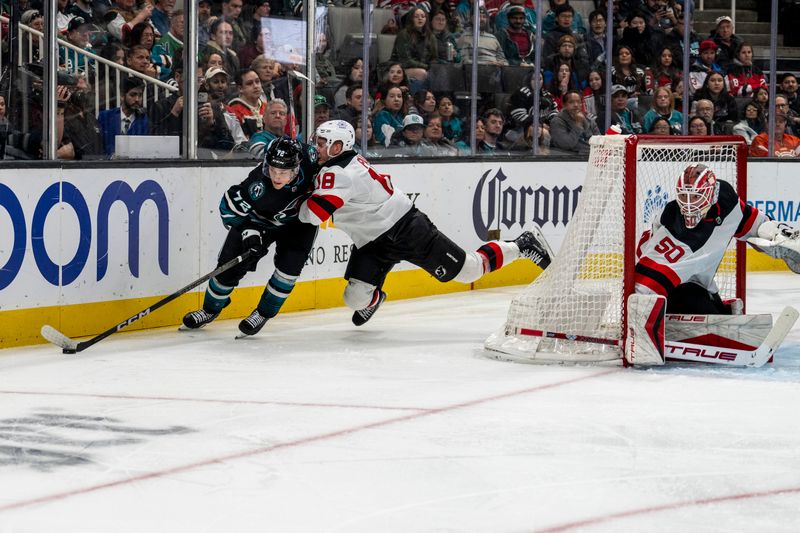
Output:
[237, 309, 268, 338]
[513, 228, 553, 269]
[181, 309, 219, 330]
[352, 290, 386, 326]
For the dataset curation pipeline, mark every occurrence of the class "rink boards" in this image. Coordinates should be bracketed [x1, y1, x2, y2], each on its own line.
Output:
[0, 159, 797, 348]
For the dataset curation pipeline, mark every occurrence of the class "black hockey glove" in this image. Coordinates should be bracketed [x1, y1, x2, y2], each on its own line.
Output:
[241, 228, 265, 257]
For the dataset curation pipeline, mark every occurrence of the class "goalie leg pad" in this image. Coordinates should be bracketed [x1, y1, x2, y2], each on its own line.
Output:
[625, 294, 667, 366]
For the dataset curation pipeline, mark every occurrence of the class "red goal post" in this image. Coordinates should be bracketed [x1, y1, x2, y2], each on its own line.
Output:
[486, 134, 749, 364]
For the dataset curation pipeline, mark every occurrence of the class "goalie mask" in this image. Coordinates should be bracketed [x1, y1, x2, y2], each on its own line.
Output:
[676, 164, 719, 229]
[263, 137, 301, 189]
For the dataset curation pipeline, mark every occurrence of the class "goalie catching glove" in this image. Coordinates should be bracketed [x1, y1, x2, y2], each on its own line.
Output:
[747, 220, 800, 274]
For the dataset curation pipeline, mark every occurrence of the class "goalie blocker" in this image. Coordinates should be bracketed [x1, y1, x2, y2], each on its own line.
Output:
[625, 294, 798, 368]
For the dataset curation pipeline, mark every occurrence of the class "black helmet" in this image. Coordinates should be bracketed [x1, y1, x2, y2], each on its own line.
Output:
[264, 137, 301, 172]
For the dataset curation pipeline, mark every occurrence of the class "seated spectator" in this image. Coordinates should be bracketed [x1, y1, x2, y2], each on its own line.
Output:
[437, 95, 463, 142]
[151, 9, 184, 69]
[197, 0, 214, 49]
[381, 16, 400, 35]
[688, 115, 711, 136]
[619, 11, 661, 69]
[20, 10, 44, 62]
[749, 114, 800, 158]
[661, 11, 700, 69]
[481, 108, 508, 153]
[547, 63, 579, 110]
[128, 22, 173, 81]
[63, 78, 103, 159]
[375, 62, 411, 104]
[456, 7, 507, 66]
[251, 55, 279, 100]
[585, 10, 608, 66]
[374, 86, 407, 146]
[430, 8, 460, 63]
[204, 19, 240, 79]
[776, 94, 800, 136]
[333, 58, 364, 109]
[649, 117, 673, 135]
[508, 69, 558, 131]
[334, 85, 364, 125]
[611, 45, 646, 97]
[710, 15, 742, 70]
[689, 40, 722, 94]
[228, 69, 267, 139]
[495, 0, 538, 34]
[240, 0, 271, 46]
[68, 0, 95, 23]
[455, 117, 485, 154]
[543, 34, 590, 90]
[390, 7, 438, 89]
[248, 99, 290, 158]
[783, 73, 800, 114]
[127, 45, 163, 81]
[542, 0, 586, 35]
[646, 45, 681, 93]
[106, 0, 154, 43]
[692, 98, 727, 135]
[582, 70, 606, 130]
[389, 113, 426, 156]
[315, 32, 337, 88]
[694, 71, 738, 125]
[542, 4, 585, 60]
[732, 102, 765, 144]
[609, 84, 642, 133]
[409, 90, 437, 122]
[221, 0, 247, 50]
[59, 17, 95, 76]
[421, 113, 459, 156]
[726, 43, 765, 97]
[314, 95, 331, 130]
[150, 0, 173, 37]
[672, 78, 685, 113]
[97, 76, 148, 157]
[353, 114, 381, 158]
[497, 5, 536, 66]
[550, 90, 599, 155]
[643, 86, 682, 133]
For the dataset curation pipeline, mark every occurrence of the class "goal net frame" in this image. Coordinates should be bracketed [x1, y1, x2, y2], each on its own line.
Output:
[486, 134, 749, 364]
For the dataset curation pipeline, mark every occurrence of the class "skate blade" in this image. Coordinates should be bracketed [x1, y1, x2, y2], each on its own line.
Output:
[235, 332, 255, 340]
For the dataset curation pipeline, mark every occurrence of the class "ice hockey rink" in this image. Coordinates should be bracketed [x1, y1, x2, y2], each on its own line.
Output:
[0, 272, 799, 533]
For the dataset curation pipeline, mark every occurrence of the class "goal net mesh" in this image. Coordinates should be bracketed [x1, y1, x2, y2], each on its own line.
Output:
[486, 135, 742, 363]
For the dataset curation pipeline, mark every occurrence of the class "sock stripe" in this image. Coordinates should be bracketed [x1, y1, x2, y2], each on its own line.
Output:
[477, 242, 504, 272]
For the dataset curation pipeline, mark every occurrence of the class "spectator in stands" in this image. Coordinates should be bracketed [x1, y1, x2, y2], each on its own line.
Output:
[456, 6, 508, 66]
[314, 95, 331, 129]
[430, 8, 460, 64]
[542, 4, 583, 60]
[694, 71, 738, 125]
[609, 84, 642, 133]
[228, 69, 266, 139]
[128, 22, 173, 81]
[205, 19, 240, 79]
[781, 74, 800, 115]
[375, 62, 411, 103]
[619, 11, 660, 68]
[63, 79, 103, 159]
[374, 85, 406, 146]
[127, 45, 161, 81]
[732, 102, 765, 145]
[248, 98, 290, 158]
[710, 15, 742, 70]
[672, 78, 685, 112]
[410, 90, 437, 122]
[98, 76, 149, 157]
[68, 0, 95, 22]
[388, 113, 426, 155]
[495, 0, 538, 34]
[353, 114, 381, 158]
[60, 17, 95, 75]
[421, 113, 459, 156]
[151, 9, 184, 68]
[649, 116, 673, 135]
[689, 40, 721, 94]
[497, 5, 536, 66]
[455, 117, 485, 154]
[390, 7, 438, 90]
[197, 0, 214, 50]
[240, 0, 271, 44]
[221, 0, 247, 50]
[544, 34, 590, 91]
[688, 115, 711, 136]
[508, 69, 558, 133]
[547, 63, 579, 110]
[582, 69, 606, 130]
[611, 45, 646, 96]
[432, 96, 460, 143]
[725, 43, 765, 97]
[660, 10, 700, 68]
[315, 32, 337, 88]
[481, 108, 508, 153]
[20, 10, 44, 62]
[381, 16, 400, 35]
[106, 0, 154, 43]
[205, 67, 230, 102]
[56, 0, 75, 33]
[647, 45, 681, 92]
[643, 86, 682, 133]
[585, 10, 608, 66]
[750, 114, 800, 158]
[335, 85, 364, 125]
[751, 86, 769, 111]
[775, 94, 800, 136]
[692, 98, 726, 135]
[333, 58, 364, 108]
[543, 0, 586, 35]
[251, 55, 279, 100]
[150, 0, 174, 37]
[550, 90, 599, 155]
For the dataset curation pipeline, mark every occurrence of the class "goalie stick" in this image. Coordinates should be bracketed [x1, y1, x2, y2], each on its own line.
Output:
[514, 306, 798, 367]
[41, 251, 253, 354]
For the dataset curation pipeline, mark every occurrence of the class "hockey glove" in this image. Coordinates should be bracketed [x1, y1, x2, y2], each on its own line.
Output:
[241, 228, 265, 258]
[748, 221, 800, 274]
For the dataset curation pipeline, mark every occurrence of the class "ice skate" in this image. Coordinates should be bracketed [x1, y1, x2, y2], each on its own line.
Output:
[237, 309, 269, 338]
[181, 309, 219, 330]
[352, 290, 386, 326]
[513, 228, 553, 269]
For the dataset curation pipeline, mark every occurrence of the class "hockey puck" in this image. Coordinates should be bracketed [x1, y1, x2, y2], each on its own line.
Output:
[63, 348, 77, 354]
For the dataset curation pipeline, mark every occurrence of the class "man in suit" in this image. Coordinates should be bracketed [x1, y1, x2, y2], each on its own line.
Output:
[98, 77, 149, 157]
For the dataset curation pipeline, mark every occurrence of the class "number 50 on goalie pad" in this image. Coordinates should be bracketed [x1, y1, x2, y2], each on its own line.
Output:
[625, 294, 799, 368]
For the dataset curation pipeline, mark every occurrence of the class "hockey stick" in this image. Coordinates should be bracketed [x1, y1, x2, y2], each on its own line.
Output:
[41, 251, 253, 354]
[515, 306, 799, 367]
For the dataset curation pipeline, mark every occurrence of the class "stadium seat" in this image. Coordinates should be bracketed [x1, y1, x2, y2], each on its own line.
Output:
[465, 64, 503, 93]
[328, 7, 364, 63]
[377, 34, 396, 65]
[571, 0, 595, 24]
[502, 65, 531, 94]
[372, 8, 396, 35]
[429, 63, 465, 93]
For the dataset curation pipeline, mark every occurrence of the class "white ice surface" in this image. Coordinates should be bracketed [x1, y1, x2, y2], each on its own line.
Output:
[1, 273, 799, 533]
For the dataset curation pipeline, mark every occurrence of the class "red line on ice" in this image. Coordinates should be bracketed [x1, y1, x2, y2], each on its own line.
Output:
[0, 369, 616, 513]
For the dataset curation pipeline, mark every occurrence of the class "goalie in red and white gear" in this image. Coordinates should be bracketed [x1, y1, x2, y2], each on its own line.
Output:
[299, 120, 553, 326]
[635, 163, 799, 314]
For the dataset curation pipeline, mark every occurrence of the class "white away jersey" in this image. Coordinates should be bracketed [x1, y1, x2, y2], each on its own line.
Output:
[634, 180, 767, 296]
[298, 151, 412, 247]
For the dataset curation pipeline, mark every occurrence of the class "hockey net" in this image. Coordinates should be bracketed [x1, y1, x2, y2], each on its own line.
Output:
[486, 135, 748, 364]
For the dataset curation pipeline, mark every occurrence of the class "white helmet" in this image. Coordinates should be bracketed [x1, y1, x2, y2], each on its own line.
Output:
[315, 120, 355, 152]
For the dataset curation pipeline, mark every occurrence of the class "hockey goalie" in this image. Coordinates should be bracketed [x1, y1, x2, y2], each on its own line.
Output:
[628, 163, 800, 367]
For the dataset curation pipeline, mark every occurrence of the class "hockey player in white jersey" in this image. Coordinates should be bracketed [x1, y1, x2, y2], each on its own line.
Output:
[298, 120, 553, 326]
[635, 163, 800, 314]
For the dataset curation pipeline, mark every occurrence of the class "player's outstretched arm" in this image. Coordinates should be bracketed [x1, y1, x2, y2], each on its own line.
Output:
[748, 220, 800, 274]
